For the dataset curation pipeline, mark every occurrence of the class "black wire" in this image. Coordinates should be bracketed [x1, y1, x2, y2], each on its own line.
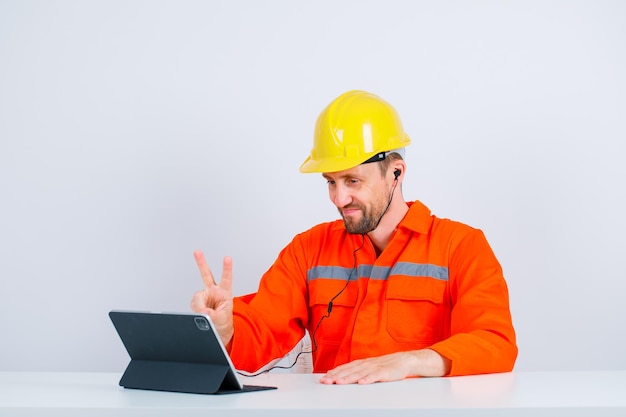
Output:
[369, 176, 398, 233]
[237, 176, 398, 377]
[239, 175, 398, 376]
[238, 234, 366, 377]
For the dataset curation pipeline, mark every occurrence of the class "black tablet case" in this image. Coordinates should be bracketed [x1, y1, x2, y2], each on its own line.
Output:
[109, 310, 276, 395]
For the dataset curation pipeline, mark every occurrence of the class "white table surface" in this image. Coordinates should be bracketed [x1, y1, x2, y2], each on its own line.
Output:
[1, 370, 625, 416]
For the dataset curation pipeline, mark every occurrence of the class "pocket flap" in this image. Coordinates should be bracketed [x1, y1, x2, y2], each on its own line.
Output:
[386, 276, 445, 304]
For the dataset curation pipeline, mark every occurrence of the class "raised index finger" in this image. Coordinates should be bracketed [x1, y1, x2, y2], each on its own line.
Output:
[193, 250, 216, 288]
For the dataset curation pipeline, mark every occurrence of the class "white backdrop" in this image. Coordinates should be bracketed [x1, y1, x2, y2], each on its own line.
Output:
[1, 0, 625, 372]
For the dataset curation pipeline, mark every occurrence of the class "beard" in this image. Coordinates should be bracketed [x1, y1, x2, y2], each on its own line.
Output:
[339, 199, 388, 234]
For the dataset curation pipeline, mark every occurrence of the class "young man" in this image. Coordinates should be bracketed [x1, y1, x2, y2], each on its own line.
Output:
[191, 90, 517, 385]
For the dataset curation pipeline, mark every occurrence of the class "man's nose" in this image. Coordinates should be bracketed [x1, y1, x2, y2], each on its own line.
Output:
[332, 184, 352, 208]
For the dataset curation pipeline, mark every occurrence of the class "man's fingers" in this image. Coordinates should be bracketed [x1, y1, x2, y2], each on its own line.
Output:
[190, 289, 210, 313]
[219, 256, 233, 293]
[193, 251, 234, 293]
[194, 250, 216, 288]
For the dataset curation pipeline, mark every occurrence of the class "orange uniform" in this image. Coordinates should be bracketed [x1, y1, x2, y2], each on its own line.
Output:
[229, 200, 517, 376]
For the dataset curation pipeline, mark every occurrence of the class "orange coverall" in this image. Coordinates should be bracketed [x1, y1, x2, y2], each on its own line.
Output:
[229, 201, 517, 376]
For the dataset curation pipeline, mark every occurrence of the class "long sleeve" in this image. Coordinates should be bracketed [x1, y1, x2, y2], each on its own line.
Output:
[228, 236, 310, 373]
[429, 229, 517, 375]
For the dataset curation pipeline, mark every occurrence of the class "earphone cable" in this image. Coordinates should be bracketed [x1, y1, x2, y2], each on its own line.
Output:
[238, 234, 365, 377]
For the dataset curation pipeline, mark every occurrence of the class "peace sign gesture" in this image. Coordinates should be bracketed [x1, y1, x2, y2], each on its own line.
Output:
[190, 250, 234, 347]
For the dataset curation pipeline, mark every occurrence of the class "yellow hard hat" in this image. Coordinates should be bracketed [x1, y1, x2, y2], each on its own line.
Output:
[299, 90, 411, 173]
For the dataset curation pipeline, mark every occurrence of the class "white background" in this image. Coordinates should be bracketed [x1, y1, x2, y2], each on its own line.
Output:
[1, 0, 624, 373]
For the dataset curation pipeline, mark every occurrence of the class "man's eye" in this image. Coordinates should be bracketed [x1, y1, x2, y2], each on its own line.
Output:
[326, 180, 335, 185]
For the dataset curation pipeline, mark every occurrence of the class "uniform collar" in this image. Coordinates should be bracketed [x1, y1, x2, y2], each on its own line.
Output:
[399, 200, 433, 234]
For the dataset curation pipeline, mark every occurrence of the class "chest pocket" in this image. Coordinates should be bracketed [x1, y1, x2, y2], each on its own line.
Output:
[385, 276, 447, 344]
[308, 281, 358, 344]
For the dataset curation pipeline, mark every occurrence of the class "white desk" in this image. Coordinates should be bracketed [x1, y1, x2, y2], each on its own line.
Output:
[1, 371, 625, 416]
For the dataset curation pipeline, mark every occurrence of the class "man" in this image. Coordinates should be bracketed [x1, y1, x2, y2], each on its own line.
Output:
[191, 90, 517, 385]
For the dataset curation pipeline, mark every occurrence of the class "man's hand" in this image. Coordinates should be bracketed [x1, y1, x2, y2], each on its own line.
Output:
[319, 349, 451, 385]
[190, 250, 235, 347]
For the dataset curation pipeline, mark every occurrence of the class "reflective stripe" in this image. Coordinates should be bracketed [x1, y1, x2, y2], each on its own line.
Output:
[391, 262, 449, 281]
[307, 262, 448, 282]
[306, 265, 363, 281]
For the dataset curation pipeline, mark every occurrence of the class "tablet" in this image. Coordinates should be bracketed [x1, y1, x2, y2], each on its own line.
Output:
[109, 310, 277, 394]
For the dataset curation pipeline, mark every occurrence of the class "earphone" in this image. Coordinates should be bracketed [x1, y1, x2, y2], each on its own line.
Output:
[394, 169, 401, 179]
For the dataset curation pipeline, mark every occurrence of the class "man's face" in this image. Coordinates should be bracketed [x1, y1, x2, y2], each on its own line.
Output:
[322, 163, 390, 234]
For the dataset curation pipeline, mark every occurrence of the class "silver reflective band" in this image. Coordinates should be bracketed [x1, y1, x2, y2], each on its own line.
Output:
[307, 262, 448, 282]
